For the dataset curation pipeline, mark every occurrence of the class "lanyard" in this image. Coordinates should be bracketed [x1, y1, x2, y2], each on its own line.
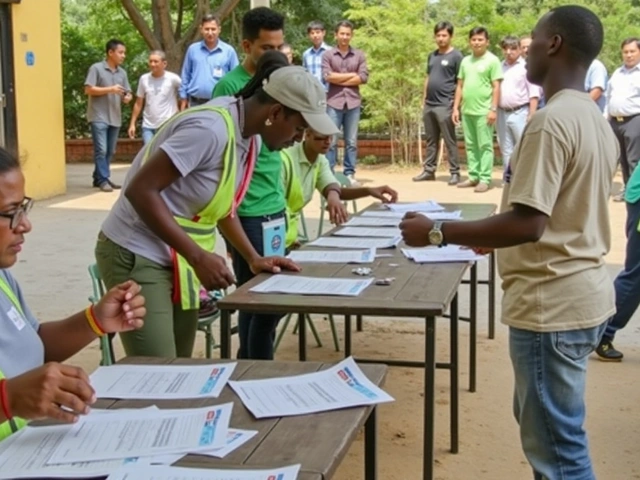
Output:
[231, 137, 257, 217]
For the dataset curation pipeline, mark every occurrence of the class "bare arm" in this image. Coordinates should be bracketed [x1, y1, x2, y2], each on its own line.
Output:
[38, 313, 98, 363]
[84, 85, 120, 96]
[217, 215, 260, 263]
[129, 97, 144, 126]
[589, 87, 604, 102]
[422, 75, 429, 105]
[490, 80, 501, 110]
[326, 72, 358, 83]
[453, 79, 463, 112]
[338, 76, 364, 87]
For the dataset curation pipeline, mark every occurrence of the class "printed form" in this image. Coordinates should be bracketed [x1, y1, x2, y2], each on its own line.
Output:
[229, 357, 394, 418]
[332, 226, 401, 238]
[360, 210, 462, 221]
[308, 236, 401, 249]
[384, 200, 444, 213]
[250, 275, 373, 297]
[402, 245, 486, 263]
[106, 464, 301, 480]
[90, 363, 237, 399]
[46, 404, 233, 465]
[287, 248, 376, 264]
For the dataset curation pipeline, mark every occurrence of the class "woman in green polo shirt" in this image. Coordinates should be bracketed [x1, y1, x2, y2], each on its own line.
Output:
[0, 147, 146, 441]
[282, 129, 398, 247]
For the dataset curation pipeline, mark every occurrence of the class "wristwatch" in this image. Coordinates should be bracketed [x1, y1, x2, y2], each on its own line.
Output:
[428, 221, 445, 246]
[490, 106, 497, 112]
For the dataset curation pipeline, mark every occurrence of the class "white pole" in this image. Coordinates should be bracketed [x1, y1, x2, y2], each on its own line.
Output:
[250, 0, 270, 7]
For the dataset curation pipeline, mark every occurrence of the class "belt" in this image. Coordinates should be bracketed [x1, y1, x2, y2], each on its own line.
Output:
[612, 114, 640, 123]
[189, 96, 210, 104]
[500, 103, 528, 113]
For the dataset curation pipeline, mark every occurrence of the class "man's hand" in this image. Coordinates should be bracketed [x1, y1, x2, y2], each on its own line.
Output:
[127, 124, 136, 139]
[327, 197, 349, 225]
[368, 185, 398, 203]
[249, 256, 301, 275]
[192, 252, 236, 290]
[487, 110, 497, 126]
[452, 110, 461, 126]
[111, 84, 126, 95]
[464, 246, 494, 255]
[94, 280, 146, 334]
[399, 211, 434, 247]
[123, 92, 133, 104]
[5, 363, 96, 423]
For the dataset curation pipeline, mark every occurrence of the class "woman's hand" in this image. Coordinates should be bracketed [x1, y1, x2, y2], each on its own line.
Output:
[93, 280, 146, 334]
[327, 197, 349, 225]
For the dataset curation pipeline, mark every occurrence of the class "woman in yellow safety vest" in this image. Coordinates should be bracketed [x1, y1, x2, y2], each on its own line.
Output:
[0, 147, 146, 441]
[281, 129, 399, 247]
[95, 52, 339, 359]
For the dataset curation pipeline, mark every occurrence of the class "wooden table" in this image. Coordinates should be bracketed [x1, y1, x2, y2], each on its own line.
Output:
[94, 357, 387, 480]
[217, 202, 496, 480]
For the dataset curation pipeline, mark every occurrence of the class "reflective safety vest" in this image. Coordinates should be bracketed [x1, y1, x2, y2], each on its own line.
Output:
[143, 106, 243, 310]
[281, 150, 312, 247]
[0, 276, 29, 441]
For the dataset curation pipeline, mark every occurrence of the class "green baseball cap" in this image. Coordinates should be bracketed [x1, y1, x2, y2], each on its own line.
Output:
[263, 66, 340, 136]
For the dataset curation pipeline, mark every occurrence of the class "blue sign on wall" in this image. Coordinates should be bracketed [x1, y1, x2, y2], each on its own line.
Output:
[25, 51, 34, 66]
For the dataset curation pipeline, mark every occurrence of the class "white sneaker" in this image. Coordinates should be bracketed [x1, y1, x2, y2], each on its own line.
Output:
[347, 175, 361, 186]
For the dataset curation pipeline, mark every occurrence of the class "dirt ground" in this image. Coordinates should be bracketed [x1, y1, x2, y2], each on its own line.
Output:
[16, 163, 640, 480]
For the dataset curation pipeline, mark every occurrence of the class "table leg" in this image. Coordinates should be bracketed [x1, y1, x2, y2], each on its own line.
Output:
[469, 265, 478, 393]
[344, 315, 352, 357]
[449, 295, 459, 454]
[488, 251, 496, 339]
[364, 407, 378, 480]
[357, 314, 363, 332]
[220, 310, 231, 359]
[423, 315, 436, 480]
[298, 313, 306, 361]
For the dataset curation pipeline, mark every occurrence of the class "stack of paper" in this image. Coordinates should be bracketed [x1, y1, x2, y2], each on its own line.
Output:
[308, 235, 402, 249]
[402, 245, 486, 264]
[360, 209, 463, 221]
[287, 248, 375, 263]
[384, 200, 445, 213]
[229, 357, 394, 419]
[250, 274, 373, 297]
[90, 363, 237, 399]
[106, 464, 301, 480]
[333, 226, 400, 238]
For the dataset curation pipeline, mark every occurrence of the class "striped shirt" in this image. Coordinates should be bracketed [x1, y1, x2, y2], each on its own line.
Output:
[303, 42, 330, 90]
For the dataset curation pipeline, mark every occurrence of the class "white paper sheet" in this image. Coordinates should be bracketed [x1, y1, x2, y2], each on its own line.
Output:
[384, 200, 444, 213]
[0, 425, 151, 479]
[106, 464, 301, 480]
[360, 209, 462, 221]
[345, 216, 401, 227]
[308, 236, 401, 249]
[333, 226, 401, 238]
[402, 245, 485, 263]
[287, 248, 376, 264]
[46, 404, 233, 465]
[147, 429, 259, 465]
[90, 363, 237, 399]
[229, 357, 394, 419]
[249, 275, 373, 297]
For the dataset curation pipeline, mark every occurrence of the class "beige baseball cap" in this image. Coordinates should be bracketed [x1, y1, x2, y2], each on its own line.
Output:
[263, 66, 339, 136]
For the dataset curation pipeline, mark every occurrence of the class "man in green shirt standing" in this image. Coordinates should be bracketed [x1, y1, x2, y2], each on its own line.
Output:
[212, 7, 291, 360]
[453, 26, 503, 193]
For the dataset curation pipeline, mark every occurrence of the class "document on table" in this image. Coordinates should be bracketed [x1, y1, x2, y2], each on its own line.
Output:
[308, 235, 401, 249]
[361, 209, 462, 220]
[384, 200, 444, 213]
[90, 363, 237, 399]
[287, 247, 376, 264]
[0, 425, 150, 479]
[106, 464, 301, 480]
[46, 404, 233, 465]
[402, 245, 486, 263]
[146, 429, 258, 465]
[249, 275, 373, 297]
[333, 226, 401, 238]
[229, 356, 394, 419]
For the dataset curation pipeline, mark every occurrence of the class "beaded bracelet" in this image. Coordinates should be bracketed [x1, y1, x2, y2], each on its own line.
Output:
[85, 305, 106, 337]
[0, 379, 12, 421]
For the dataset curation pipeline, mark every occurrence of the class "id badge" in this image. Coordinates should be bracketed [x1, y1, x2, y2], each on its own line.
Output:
[262, 217, 286, 257]
[7, 306, 25, 331]
[213, 66, 224, 78]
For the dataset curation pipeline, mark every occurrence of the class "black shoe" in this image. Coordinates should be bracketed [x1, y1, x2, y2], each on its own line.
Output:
[595, 339, 623, 362]
[413, 171, 435, 182]
[448, 173, 460, 186]
[107, 180, 122, 190]
[98, 182, 113, 193]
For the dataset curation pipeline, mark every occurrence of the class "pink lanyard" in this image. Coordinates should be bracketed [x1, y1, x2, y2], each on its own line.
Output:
[230, 137, 257, 217]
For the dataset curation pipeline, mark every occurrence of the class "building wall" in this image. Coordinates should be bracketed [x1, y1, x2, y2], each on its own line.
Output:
[11, 0, 66, 199]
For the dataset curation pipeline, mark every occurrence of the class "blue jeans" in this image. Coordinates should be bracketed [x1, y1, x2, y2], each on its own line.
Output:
[141, 127, 157, 145]
[497, 106, 528, 179]
[232, 212, 285, 360]
[603, 199, 640, 342]
[510, 323, 606, 480]
[326, 105, 361, 177]
[90, 122, 120, 186]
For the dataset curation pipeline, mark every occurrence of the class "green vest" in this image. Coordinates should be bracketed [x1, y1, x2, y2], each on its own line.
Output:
[143, 106, 237, 310]
[0, 276, 29, 441]
[281, 150, 308, 247]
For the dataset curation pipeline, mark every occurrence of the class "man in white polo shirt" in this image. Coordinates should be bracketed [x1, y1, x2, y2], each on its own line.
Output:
[128, 50, 181, 145]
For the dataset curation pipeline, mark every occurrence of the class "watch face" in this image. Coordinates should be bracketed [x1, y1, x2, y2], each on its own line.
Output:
[429, 229, 443, 245]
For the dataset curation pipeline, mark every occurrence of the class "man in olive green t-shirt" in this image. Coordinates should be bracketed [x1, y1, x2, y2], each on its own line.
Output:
[452, 26, 502, 192]
[212, 7, 287, 360]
